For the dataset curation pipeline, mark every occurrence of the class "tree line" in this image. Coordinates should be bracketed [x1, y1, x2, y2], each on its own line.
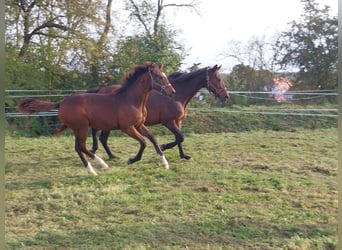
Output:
[5, 0, 337, 94]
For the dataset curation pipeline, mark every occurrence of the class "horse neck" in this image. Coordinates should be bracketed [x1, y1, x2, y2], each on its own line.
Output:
[173, 72, 207, 106]
[118, 75, 151, 108]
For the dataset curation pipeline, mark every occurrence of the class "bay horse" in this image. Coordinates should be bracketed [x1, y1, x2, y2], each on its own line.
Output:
[17, 62, 176, 176]
[89, 65, 228, 160]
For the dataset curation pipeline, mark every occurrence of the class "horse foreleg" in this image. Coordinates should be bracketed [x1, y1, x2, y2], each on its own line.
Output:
[122, 126, 146, 164]
[138, 124, 169, 169]
[161, 121, 190, 160]
[177, 142, 190, 160]
[99, 130, 117, 159]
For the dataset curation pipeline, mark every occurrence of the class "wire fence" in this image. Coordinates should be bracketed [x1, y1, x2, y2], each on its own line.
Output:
[5, 89, 338, 118]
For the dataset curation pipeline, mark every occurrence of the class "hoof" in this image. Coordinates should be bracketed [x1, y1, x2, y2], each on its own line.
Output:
[127, 157, 139, 164]
[87, 168, 98, 176]
[159, 155, 169, 170]
[88, 171, 98, 176]
[182, 155, 191, 160]
[108, 155, 118, 160]
[86, 163, 98, 176]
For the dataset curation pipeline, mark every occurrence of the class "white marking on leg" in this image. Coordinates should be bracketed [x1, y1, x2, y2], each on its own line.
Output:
[94, 155, 109, 171]
[86, 162, 98, 176]
[160, 155, 169, 169]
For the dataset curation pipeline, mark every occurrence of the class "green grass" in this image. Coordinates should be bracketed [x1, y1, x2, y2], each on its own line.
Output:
[5, 129, 337, 249]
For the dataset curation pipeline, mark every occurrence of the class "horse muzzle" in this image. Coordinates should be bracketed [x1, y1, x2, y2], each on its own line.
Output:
[161, 84, 176, 98]
[153, 82, 176, 98]
[216, 87, 229, 102]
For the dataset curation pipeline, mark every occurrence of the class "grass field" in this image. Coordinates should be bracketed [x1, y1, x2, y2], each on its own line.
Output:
[5, 128, 337, 249]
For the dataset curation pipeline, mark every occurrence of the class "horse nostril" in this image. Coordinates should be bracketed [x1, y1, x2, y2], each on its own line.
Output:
[169, 91, 176, 98]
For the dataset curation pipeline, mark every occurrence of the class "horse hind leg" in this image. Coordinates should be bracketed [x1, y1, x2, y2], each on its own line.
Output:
[75, 137, 98, 176]
[75, 134, 109, 175]
[99, 130, 117, 159]
[90, 128, 99, 154]
[53, 124, 68, 137]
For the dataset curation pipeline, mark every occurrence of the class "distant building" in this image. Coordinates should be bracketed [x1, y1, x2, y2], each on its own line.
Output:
[270, 76, 293, 102]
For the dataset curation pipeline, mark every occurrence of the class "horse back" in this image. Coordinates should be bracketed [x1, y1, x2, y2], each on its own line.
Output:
[87, 84, 121, 94]
[98, 85, 121, 94]
[58, 93, 144, 131]
[58, 94, 116, 130]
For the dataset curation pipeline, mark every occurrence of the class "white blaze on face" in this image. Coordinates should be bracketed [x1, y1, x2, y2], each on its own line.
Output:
[86, 162, 98, 176]
[162, 72, 167, 78]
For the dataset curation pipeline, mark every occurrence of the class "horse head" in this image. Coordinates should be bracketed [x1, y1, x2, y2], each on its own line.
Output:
[148, 62, 176, 98]
[206, 65, 229, 102]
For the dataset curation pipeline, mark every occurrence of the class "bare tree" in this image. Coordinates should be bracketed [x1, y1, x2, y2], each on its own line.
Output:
[10, 0, 70, 57]
[125, 0, 200, 39]
[222, 35, 276, 72]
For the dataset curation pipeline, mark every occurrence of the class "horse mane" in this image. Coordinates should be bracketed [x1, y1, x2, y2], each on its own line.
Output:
[168, 72, 184, 81]
[171, 67, 208, 83]
[116, 62, 152, 94]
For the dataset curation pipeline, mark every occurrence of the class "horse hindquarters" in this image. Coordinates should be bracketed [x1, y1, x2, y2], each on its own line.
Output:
[58, 103, 110, 175]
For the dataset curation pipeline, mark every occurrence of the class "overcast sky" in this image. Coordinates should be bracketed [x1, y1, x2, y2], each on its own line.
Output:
[168, 0, 338, 72]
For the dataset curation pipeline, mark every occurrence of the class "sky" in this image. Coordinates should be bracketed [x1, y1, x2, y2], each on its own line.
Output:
[167, 0, 338, 72]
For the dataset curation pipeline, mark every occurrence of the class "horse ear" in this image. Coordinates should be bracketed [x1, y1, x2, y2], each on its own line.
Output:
[150, 62, 156, 69]
[213, 64, 221, 71]
[159, 64, 163, 70]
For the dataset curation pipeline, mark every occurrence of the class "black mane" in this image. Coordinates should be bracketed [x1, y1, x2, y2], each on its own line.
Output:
[116, 62, 152, 94]
[170, 67, 208, 83]
[168, 72, 184, 80]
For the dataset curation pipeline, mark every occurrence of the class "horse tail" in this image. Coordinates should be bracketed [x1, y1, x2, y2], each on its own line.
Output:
[52, 124, 68, 137]
[17, 98, 60, 114]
